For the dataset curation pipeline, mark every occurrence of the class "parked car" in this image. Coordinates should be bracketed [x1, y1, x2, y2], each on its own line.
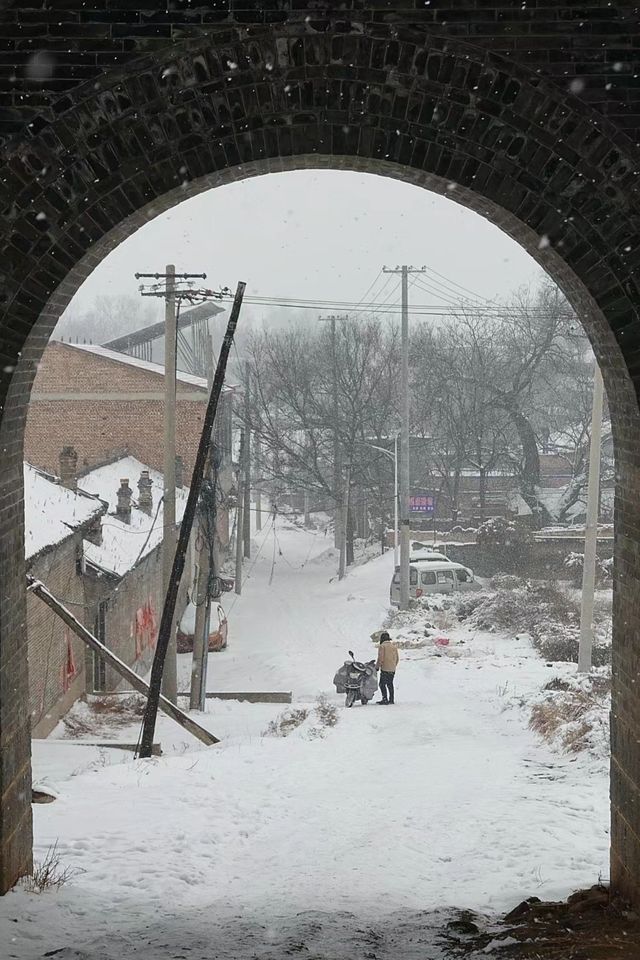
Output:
[176, 602, 228, 653]
[390, 560, 478, 605]
[410, 549, 453, 564]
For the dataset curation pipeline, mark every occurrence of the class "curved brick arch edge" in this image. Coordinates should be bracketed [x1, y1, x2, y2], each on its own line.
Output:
[0, 26, 639, 902]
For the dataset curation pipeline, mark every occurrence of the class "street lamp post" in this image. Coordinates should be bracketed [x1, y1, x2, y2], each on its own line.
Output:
[356, 435, 399, 568]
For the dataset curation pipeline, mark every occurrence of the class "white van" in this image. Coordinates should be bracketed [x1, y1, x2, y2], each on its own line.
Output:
[390, 559, 478, 605]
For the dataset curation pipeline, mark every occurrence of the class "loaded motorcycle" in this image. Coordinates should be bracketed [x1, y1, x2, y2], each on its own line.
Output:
[333, 650, 378, 707]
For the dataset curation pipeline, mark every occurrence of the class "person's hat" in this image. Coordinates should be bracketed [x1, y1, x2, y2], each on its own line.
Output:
[380, 632, 391, 642]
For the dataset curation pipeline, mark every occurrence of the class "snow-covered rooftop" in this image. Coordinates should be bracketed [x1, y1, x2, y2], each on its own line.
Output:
[78, 456, 189, 578]
[66, 341, 237, 392]
[25, 464, 104, 561]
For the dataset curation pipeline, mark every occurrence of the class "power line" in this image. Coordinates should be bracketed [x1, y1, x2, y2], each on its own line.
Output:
[422, 264, 494, 303]
[220, 292, 571, 319]
[408, 274, 462, 307]
[354, 269, 385, 307]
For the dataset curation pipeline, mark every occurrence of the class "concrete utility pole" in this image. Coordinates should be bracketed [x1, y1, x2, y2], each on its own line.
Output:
[189, 495, 212, 712]
[318, 315, 348, 554]
[255, 436, 262, 532]
[162, 263, 178, 704]
[578, 363, 605, 674]
[190, 347, 216, 713]
[338, 463, 352, 581]
[235, 429, 245, 595]
[383, 266, 426, 609]
[135, 266, 209, 706]
[243, 362, 251, 559]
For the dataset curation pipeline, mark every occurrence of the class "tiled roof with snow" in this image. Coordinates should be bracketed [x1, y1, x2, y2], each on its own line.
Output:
[78, 456, 189, 578]
[25, 464, 104, 561]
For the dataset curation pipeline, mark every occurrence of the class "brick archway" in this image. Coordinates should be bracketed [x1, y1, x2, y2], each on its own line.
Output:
[2, 13, 640, 901]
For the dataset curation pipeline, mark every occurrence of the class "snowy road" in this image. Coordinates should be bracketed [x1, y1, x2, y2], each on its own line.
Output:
[1, 517, 609, 959]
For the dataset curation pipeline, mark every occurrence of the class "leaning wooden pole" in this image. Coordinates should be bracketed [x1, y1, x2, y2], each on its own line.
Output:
[26, 577, 219, 747]
[139, 281, 246, 758]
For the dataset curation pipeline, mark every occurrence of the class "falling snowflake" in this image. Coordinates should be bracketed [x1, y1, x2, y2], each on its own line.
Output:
[26, 51, 55, 82]
[569, 78, 585, 94]
[538, 235, 551, 250]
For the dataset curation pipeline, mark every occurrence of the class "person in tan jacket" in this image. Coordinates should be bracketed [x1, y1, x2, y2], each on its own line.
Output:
[376, 632, 399, 705]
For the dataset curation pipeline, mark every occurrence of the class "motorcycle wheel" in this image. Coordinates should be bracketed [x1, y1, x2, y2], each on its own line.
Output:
[345, 689, 357, 708]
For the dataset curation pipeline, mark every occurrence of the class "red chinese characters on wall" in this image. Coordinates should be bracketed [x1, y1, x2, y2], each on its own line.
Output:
[134, 600, 157, 659]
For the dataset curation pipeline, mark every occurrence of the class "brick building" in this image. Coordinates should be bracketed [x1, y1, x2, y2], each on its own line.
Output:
[77, 455, 192, 695]
[25, 339, 233, 481]
[25, 450, 193, 734]
[24, 462, 104, 738]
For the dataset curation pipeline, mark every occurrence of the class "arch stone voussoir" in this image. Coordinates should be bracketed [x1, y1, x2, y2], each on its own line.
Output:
[1, 7, 640, 902]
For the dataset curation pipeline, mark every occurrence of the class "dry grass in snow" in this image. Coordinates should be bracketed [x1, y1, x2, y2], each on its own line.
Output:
[21, 842, 79, 894]
[529, 674, 611, 756]
[264, 695, 339, 739]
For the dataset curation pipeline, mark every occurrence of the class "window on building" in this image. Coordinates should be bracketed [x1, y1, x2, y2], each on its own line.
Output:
[93, 601, 107, 692]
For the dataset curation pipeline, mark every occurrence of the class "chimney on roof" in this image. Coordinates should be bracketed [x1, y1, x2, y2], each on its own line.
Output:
[116, 478, 133, 524]
[59, 446, 78, 491]
[175, 455, 184, 490]
[137, 470, 153, 515]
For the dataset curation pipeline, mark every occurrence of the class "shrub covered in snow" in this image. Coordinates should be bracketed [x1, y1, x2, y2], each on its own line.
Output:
[455, 583, 611, 665]
[529, 673, 610, 756]
[476, 517, 532, 547]
[264, 696, 339, 740]
[535, 632, 611, 667]
[489, 573, 530, 591]
[563, 552, 613, 586]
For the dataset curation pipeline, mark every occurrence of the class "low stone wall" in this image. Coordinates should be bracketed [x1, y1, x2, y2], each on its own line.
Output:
[441, 538, 614, 580]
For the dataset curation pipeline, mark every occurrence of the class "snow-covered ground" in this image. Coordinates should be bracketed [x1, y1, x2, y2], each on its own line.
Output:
[1, 516, 610, 959]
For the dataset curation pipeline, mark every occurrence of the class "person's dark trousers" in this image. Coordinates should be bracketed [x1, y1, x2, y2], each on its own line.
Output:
[379, 670, 395, 704]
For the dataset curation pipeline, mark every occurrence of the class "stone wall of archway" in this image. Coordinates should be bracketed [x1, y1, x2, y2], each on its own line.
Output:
[1, 6, 640, 901]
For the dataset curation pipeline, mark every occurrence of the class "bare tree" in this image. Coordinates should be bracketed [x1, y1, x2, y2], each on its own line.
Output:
[246, 317, 401, 566]
[55, 294, 157, 344]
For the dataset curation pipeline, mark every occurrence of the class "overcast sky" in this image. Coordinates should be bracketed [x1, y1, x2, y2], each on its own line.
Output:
[65, 170, 546, 327]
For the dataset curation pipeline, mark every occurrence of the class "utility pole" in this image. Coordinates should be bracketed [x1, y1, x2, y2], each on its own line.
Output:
[578, 363, 604, 674]
[383, 266, 426, 609]
[243, 362, 251, 559]
[190, 475, 213, 712]
[235, 429, 245, 595]
[162, 264, 178, 703]
[190, 342, 217, 713]
[255, 436, 262, 531]
[338, 463, 352, 580]
[318, 314, 348, 560]
[135, 266, 209, 705]
[138, 281, 245, 758]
